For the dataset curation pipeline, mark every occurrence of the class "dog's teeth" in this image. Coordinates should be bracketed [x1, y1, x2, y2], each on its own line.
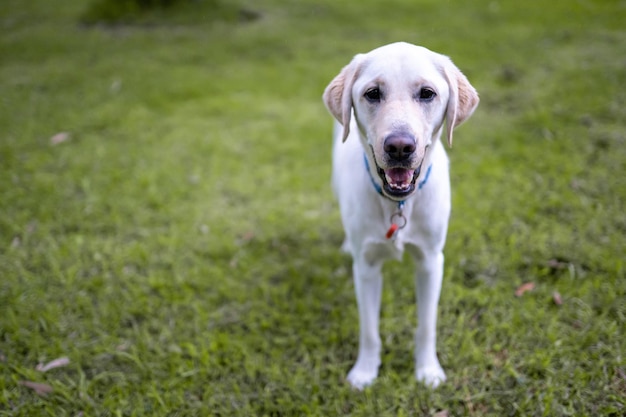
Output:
[385, 168, 414, 190]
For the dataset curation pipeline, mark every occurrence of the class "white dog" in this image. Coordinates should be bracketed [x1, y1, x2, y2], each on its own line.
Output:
[323, 42, 479, 389]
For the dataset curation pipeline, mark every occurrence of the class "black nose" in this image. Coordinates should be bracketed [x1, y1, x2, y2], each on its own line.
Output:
[384, 134, 416, 161]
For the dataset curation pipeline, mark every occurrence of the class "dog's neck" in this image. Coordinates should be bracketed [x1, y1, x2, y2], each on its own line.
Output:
[363, 153, 433, 240]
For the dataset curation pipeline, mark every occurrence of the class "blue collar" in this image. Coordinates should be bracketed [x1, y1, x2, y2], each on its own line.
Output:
[363, 153, 432, 204]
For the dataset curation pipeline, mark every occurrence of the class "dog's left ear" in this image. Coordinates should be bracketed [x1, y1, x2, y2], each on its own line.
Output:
[323, 54, 363, 142]
[440, 57, 479, 147]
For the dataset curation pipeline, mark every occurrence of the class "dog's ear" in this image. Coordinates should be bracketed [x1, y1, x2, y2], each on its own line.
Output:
[440, 58, 479, 147]
[323, 55, 363, 142]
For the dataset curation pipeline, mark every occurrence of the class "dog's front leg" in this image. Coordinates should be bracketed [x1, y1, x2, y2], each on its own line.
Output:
[347, 259, 383, 389]
[414, 250, 446, 387]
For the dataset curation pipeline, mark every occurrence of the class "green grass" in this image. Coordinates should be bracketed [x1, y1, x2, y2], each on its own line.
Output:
[1, 0, 625, 415]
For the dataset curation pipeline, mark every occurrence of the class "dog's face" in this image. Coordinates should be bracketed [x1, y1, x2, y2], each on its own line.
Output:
[324, 42, 479, 200]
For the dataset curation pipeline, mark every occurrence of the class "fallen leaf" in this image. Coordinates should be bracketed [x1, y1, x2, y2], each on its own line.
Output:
[110, 79, 122, 93]
[547, 258, 569, 269]
[26, 221, 37, 234]
[515, 282, 536, 297]
[19, 380, 53, 396]
[433, 411, 449, 417]
[236, 231, 255, 246]
[552, 291, 563, 306]
[116, 341, 130, 351]
[36, 356, 70, 372]
[50, 132, 70, 145]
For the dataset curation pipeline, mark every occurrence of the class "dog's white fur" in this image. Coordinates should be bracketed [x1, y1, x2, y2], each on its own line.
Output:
[323, 42, 479, 389]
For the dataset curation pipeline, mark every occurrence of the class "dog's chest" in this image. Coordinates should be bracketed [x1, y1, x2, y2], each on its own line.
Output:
[362, 232, 409, 263]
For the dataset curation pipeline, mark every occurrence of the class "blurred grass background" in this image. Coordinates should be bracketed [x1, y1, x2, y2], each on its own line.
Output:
[1, 0, 624, 415]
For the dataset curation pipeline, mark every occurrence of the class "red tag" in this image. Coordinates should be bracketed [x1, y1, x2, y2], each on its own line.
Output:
[386, 223, 399, 239]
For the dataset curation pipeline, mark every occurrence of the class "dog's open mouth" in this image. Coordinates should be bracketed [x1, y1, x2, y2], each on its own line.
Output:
[377, 166, 421, 198]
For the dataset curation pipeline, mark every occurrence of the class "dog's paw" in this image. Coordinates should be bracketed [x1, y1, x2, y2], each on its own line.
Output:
[415, 364, 446, 388]
[347, 362, 379, 390]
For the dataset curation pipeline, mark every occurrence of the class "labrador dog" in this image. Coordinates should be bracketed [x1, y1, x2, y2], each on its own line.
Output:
[323, 42, 479, 389]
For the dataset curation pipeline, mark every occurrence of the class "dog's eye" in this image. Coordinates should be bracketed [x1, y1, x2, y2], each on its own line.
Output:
[418, 88, 436, 101]
[364, 88, 381, 102]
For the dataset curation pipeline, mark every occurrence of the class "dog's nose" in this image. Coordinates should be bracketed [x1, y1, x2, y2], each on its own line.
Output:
[384, 134, 416, 161]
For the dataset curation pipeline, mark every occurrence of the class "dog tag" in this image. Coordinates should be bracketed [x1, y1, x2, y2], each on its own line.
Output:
[386, 223, 399, 239]
[387, 207, 407, 239]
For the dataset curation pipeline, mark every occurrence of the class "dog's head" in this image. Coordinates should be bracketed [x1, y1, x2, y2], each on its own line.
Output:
[323, 42, 479, 200]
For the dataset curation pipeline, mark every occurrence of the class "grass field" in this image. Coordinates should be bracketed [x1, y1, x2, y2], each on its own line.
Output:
[1, 0, 625, 415]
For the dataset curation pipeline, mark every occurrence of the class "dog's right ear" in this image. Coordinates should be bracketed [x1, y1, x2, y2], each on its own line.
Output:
[323, 55, 363, 142]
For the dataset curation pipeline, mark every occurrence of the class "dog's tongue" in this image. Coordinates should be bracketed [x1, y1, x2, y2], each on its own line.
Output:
[384, 168, 415, 189]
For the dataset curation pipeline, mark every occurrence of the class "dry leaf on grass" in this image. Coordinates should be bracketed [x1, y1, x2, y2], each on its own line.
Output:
[515, 282, 536, 297]
[432, 411, 449, 417]
[116, 341, 131, 351]
[19, 380, 53, 396]
[547, 258, 570, 269]
[552, 291, 563, 305]
[36, 356, 70, 372]
[50, 132, 71, 145]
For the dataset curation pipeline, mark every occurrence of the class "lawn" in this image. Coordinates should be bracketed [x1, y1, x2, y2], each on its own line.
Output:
[0, 0, 624, 415]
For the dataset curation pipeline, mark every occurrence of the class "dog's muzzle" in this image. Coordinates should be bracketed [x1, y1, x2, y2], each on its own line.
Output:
[374, 133, 423, 198]
[384, 133, 416, 162]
